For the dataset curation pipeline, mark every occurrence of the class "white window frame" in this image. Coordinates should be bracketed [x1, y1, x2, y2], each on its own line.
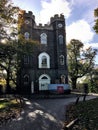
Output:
[59, 55, 64, 65]
[41, 55, 47, 68]
[59, 35, 63, 44]
[40, 33, 47, 44]
[61, 75, 65, 84]
[38, 52, 50, 68]
[24, 32, 30, 40]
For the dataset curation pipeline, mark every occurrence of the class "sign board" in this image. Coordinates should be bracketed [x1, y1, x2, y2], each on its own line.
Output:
[48, 84, 70, 94]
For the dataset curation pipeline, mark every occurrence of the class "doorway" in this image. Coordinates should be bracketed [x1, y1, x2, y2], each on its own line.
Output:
[39, 74, 51, 91]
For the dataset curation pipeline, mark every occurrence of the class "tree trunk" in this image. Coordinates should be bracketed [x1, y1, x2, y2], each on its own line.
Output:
[6, 69, 11, 93]
[71, 78, 77, 89]
[6, 59, 11, 94]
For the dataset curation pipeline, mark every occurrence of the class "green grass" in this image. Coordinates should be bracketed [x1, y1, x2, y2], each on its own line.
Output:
[0, 99, 20, 109]
[67, 98, 98, 130]
[0, 98, 22, 124]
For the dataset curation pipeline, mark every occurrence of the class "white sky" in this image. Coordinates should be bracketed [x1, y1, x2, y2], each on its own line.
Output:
[66, 19, 94, 43]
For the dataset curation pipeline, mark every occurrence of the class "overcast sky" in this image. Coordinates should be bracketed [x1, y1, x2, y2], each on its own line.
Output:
[12, 0, 98, 64]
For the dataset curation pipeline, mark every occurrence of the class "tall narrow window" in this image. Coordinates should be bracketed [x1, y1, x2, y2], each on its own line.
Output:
[24, 55, 29, 64]
[40, 33, 47, 44]
[24, 32, 29, 40]
[41, 56, 47, 68]
[59, 55, 64, 65]
[61, 75, 65, 84]
[59, 35, 63, 44]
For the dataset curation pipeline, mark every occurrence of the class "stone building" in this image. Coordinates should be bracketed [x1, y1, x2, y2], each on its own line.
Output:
[17, 10, 68, 94]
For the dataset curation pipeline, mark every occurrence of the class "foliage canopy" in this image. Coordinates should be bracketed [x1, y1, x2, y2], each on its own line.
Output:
[93, 8, 98, 34]
[67, 39, 97, 89]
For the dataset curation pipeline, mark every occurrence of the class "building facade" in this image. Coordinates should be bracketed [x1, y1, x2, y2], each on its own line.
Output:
[18, 10, 68, 94]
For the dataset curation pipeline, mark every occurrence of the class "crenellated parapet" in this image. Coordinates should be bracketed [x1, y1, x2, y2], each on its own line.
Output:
[18, 10, 66, 31]
[50, 14, 65, 23]
[19, 10, 35, 22]
[35, 23, 53, 30]
[24, 11, 35, 21]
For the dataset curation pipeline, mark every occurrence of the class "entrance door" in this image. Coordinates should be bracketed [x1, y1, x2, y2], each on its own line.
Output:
[39, 74, 50, 91]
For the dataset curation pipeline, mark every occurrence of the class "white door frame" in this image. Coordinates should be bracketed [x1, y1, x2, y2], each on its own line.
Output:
[39, 74, 51, 91]
[31, 81, 34, 93]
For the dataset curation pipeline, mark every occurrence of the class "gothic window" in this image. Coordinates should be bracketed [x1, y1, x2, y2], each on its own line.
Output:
[40, 33, 47, 44]
[59, 35, 63, 44]
[38, 52, 50, 68]
[24, 55, 29, 64]
[24, 75, 29, 84]
[61, 75, 65, 84]
[59, 55, 64, 65]
[41, 56, 47, 68]
[24, 32, 29, 40]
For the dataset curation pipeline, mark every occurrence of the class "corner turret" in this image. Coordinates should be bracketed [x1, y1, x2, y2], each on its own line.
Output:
[50, 14, 65, 24]
[19, 10, 36, 27]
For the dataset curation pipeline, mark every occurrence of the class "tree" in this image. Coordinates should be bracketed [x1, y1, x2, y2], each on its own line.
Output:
[67, 39, 97, 89]
[0, 42, 17, 93]
[0, 2, 40, 94]
[0, 0, 19, 41]
[0, 0, 19, 93]
[93, 8, 98, 33]
[90, 67, 98, 92]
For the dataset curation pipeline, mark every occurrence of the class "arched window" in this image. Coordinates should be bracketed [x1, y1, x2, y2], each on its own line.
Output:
[61, 75, 65, 84]
[59, 55, 64, 65]
[38, 52, 50, 68]
[59, 35, 63, 44]
[42, 56, 47, 67]
[24, 32, 29, 40]
[40, 33, 47, 44]
[24, 74, 29, 84]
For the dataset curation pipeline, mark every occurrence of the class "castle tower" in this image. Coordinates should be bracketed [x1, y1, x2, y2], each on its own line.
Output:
[50, 14, 68, 83]
[18, 10, 35, 39]
[17, 11, 69, 94]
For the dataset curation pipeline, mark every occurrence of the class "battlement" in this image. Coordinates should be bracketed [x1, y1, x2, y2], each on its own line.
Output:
[38, 23, 49, 27]
[50, 14, 65, 23]
[19, 10, 35, 21]
[35, 23, 52, 30]
[18, 10, 65, 28]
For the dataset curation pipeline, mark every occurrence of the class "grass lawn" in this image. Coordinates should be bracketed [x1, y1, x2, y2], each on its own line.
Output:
[66, 97, 98, 130]
[0, 98, 22, 125]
